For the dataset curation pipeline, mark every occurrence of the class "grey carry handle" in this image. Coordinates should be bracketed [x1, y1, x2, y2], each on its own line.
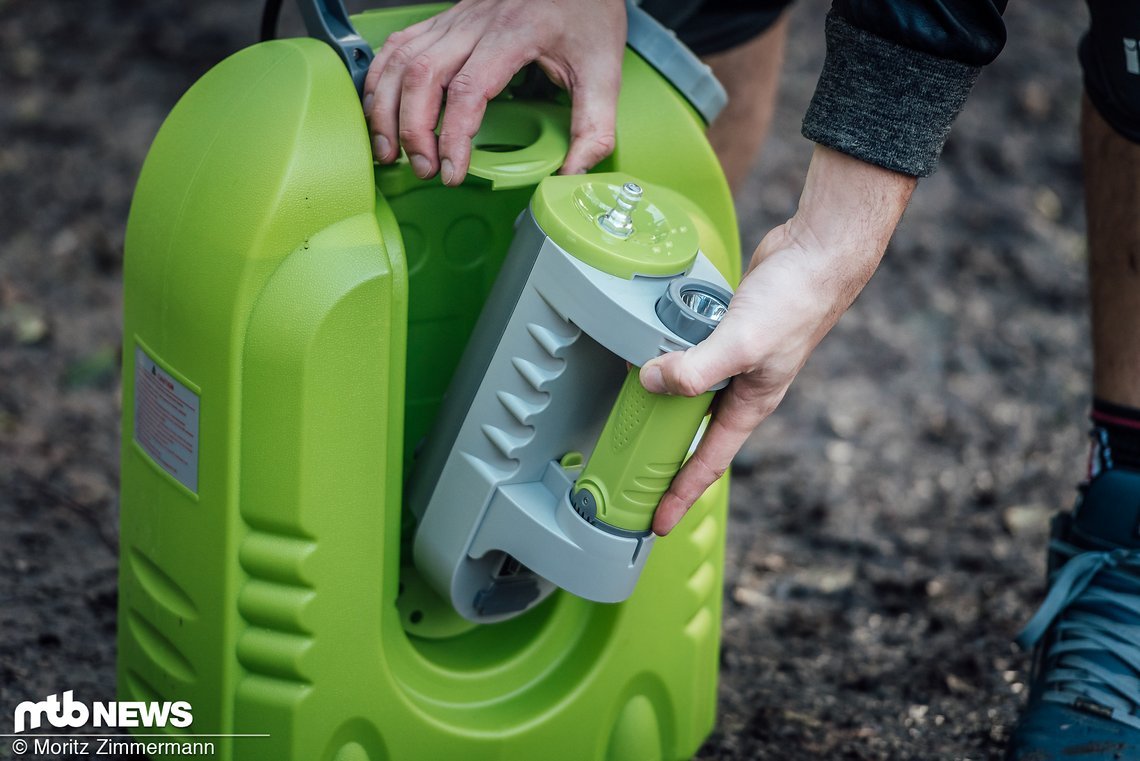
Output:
[625, 0, 727, 123]
[297, 0, 373, 94]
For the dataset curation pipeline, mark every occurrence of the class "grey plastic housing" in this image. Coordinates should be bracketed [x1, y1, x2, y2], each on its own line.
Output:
[296, 0, 373, 94]
[408, 209, 733, 623]
[625, 0, 728, 124]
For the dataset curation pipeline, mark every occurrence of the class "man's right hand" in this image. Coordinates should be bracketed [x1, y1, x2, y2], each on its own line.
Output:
[362, 0, 627, 186]
[640, 146, 918, 536]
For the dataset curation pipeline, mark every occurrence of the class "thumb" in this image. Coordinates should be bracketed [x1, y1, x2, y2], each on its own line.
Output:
[639, 326, 744, 396]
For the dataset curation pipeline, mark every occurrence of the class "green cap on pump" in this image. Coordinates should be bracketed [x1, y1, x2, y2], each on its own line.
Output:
[532, 172, 700, 279]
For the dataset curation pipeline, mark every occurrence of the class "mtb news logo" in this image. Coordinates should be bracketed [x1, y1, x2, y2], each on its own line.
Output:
[13, 691, 193, 734]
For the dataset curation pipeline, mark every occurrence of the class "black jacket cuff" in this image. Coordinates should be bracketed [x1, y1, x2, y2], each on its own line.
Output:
[801, 13, 981, 177]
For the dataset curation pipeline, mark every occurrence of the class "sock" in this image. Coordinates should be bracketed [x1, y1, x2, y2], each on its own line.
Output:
[1089, 398, 1140, 476]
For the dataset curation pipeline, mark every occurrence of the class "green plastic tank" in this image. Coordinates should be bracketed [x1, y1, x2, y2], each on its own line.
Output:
[118, 4, 740, 760]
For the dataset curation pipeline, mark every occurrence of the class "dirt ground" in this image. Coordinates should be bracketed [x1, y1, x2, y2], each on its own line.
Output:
[0, 0, 1093, 759]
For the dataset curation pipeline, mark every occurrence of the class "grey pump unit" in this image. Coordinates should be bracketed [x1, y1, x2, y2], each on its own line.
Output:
[409, 174, 735, 622]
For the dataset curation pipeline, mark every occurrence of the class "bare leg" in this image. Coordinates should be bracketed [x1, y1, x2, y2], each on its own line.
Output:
[1085, 94, 1140, 407]
[701, 14, 790, 194]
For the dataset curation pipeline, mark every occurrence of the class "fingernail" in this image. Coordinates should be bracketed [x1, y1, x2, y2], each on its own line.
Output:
[410, 154, 431, 178]
[441, 158, 455, 185]
[363, 92, 373, 112]
[641, 364, 665, 393]
[373, 134, 391, 160]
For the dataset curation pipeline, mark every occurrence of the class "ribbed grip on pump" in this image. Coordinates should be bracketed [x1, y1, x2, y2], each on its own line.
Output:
[572, 368, 713, 534]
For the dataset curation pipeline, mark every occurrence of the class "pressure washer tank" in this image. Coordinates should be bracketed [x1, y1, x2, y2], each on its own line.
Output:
[118, 4, 740, 760]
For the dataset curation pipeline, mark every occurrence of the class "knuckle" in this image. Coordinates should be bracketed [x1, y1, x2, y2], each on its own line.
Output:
[676, 379, 702, 397]
[489, 5, 526, 32]
[387, 44, 415, 69]
[397, 126, 425, 144]
[437, 129, 472, 148]
[692, 452, 728, 483]
[674, 484, 699, 506]
[673, 364, 706, 397]
[584, 131, 616, 157]
[404, 54, 436, 85]
[447, 71, 482, 101]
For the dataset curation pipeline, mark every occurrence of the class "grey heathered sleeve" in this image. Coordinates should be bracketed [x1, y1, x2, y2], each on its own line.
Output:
[801, 13, 982, 177]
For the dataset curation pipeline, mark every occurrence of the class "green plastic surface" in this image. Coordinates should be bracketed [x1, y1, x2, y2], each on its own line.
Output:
[465, 100, 571, 189]
[577, 369, 713, 532]
[119, 7, 740, 760]
[533, 173, 701, 279]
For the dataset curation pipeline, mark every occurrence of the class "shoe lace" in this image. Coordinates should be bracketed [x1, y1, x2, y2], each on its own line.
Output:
[1016, 542, 1140, 729]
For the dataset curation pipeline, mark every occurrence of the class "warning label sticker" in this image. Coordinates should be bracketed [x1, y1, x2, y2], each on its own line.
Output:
[134, 345, 200, 493]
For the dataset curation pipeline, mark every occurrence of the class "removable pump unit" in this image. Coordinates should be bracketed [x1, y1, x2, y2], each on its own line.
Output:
[411, 174, 734, 622]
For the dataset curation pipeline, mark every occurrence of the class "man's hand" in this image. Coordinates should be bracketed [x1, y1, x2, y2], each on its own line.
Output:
[642, 146, 918, 536]
[362, 0, 626, 185]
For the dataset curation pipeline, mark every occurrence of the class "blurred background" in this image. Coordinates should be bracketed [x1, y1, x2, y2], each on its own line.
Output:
[0, 0, 1089, 758]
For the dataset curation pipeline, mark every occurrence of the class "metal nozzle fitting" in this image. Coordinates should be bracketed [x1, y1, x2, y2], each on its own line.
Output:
[655, 277, 733, 345]
[597, 182, 643, 239]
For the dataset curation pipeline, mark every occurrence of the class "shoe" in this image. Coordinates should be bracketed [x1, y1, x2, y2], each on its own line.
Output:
[1007, 468, 1140, 760]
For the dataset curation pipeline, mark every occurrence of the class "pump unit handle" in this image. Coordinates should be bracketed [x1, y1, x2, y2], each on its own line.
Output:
[572, 369, 712, 534]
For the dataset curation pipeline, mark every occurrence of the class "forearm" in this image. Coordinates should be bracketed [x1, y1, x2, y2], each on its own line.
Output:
[765, 145, 917, 339]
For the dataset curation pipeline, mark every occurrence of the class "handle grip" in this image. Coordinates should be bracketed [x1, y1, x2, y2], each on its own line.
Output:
[465, 101, 570, 189]
[572, 368, 712, 534]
